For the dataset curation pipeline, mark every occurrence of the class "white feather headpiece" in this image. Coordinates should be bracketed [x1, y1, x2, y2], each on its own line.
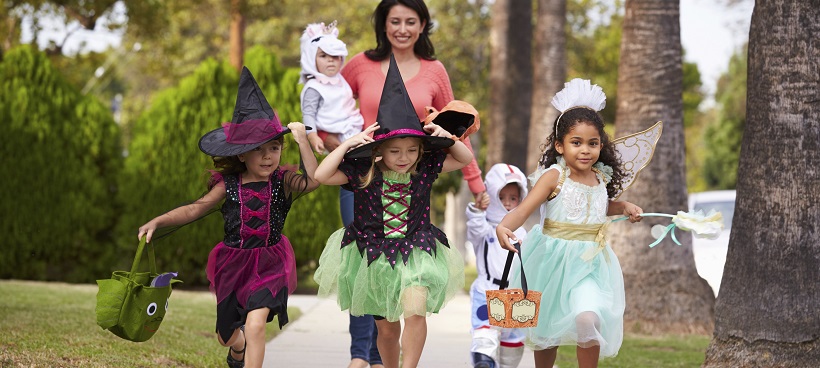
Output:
[551, 78, 606, 130]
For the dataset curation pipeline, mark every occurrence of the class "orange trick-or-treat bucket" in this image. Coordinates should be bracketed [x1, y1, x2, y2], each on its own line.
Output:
[485, 242, 541, 328]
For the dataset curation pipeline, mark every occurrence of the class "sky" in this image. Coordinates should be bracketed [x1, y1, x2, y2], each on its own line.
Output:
[21, 0, 753, 107]
[680, 0, 753, 105]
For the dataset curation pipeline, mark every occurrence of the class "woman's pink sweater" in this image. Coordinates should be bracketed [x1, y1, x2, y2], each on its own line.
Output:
[341, 53, 486, 194]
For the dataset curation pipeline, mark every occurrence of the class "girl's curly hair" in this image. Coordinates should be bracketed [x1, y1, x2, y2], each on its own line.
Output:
[537, 108, 625, 199]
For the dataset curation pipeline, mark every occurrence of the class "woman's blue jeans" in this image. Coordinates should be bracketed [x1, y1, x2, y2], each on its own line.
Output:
[341, 187, 382, 364]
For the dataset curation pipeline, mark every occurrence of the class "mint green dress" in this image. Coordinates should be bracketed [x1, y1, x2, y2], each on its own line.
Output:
[515, 159, 625, 357]
[314, 151, 464, 322]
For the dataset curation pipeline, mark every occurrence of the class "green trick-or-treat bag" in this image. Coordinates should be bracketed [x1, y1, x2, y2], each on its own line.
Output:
[96, 237, 181, 342]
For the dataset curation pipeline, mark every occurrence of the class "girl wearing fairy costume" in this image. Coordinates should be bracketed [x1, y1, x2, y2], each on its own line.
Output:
[496, 79, 653, 368]
[314, 55, 478, 368]
[138, 67, 319, 368]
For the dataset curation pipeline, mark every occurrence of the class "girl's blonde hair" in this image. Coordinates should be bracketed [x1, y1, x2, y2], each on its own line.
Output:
[358, 138, 424, 188]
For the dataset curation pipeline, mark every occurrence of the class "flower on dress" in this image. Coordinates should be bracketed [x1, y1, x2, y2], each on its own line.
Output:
[593, 162, 613, 183]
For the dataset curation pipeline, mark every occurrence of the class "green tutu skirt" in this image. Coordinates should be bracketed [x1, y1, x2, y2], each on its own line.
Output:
[314, 228, 465, 322]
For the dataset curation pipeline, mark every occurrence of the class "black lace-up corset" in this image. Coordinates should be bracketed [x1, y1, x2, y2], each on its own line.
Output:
[221, 171, 291, 249]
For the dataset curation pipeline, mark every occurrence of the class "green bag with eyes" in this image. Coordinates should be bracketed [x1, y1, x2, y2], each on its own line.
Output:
[95, 238, 181, 342]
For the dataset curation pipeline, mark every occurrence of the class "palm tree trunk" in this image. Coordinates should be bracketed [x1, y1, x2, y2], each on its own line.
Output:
[528, 0, 566, 173]
[229, 0, 245, 72]
[610, 0, 714, 334]
[488, 0, 532, 171]
[703, 0, 820, 365]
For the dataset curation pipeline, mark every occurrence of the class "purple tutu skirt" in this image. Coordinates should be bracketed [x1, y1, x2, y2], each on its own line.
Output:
[206, 236, 297, 307]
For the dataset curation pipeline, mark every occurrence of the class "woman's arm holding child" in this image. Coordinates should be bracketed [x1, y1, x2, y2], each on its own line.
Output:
[608, 200, 644, 223]
[138, 183, 227, 242]
[315, 124, 380, 185]
[496, 169, 560, 252]
[424, 123, 473, 173]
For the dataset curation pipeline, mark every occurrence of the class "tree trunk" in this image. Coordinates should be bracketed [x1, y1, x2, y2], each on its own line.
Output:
[610, 0, 714, 334]
[527, 0, 566, 173]
[229, 0, 245, 72]
[488, 0, 532, 171]
[703, 0, 820, 366]
[4, 13, 19, 54]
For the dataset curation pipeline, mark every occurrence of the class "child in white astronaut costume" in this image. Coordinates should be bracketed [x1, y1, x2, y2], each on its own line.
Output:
[466, 163, 529, 368]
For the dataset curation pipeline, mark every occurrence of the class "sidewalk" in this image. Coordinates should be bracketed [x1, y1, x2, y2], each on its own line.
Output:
[263, 292, 536, 367]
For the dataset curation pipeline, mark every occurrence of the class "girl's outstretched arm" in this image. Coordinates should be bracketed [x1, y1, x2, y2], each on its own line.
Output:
[138, 183, 226, 242]
[424, 123, 473, 173]
[315, 124, 380, 185]
[496, 169, 559, 252]
[608, 200, 644, 222]
[285, 122, 321, 194]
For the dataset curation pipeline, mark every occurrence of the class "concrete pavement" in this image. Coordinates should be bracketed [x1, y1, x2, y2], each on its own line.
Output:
[263, 292, 537, 367]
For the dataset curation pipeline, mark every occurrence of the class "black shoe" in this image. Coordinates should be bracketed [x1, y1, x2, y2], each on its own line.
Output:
[226, 348, 245, 368]
[226, 326, 246, 368]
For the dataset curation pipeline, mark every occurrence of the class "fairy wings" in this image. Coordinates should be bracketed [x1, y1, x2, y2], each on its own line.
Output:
[528, 121, 664, 201]
[610, 121, 663, 199]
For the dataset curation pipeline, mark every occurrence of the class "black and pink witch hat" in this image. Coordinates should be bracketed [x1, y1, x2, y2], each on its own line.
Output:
[199, 67, 303, 157]
[345, 54, 454, 159]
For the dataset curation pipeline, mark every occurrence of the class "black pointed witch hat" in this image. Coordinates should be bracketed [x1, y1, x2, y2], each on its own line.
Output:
[199, 67, 299, 157]
[345, 54, 454, 159]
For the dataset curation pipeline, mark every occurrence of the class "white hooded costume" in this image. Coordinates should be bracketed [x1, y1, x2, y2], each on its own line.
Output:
[466, 163, 529, 368]
[299, 22, 363, 142]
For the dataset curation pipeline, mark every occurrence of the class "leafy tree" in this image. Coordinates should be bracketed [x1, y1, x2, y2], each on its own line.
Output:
[701, 45, 746, 190]
[1, 0, 166, 56]
[0, 45, 121, 282]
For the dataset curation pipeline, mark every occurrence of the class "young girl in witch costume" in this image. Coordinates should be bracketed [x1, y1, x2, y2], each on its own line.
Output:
[496, 79, 646, 368]
[138, 67, 319, 368]
[313, 55, 477, 368]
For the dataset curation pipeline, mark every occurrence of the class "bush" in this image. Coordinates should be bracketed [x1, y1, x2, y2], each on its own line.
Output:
[0, 46, 122, 282]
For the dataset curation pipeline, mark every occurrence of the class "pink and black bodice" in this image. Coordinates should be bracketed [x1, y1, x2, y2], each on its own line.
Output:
[338, 150, 450, 267]
[221, 169, 291, 249]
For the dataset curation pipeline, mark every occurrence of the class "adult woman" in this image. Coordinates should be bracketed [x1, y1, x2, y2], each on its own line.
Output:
[333, 1, 487, 367]
[337, 0, 487, 204]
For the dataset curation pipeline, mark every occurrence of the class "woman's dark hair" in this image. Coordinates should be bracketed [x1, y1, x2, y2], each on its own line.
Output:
[364, 0, 436, 61]
[538, 108, 625, 198]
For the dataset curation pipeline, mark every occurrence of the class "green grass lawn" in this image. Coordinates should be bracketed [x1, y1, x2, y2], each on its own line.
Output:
[551, 333, 711, 367]
[0, 279, 711, 367]
[461, 265, 711, 367]
[0, 280, 300, 367]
